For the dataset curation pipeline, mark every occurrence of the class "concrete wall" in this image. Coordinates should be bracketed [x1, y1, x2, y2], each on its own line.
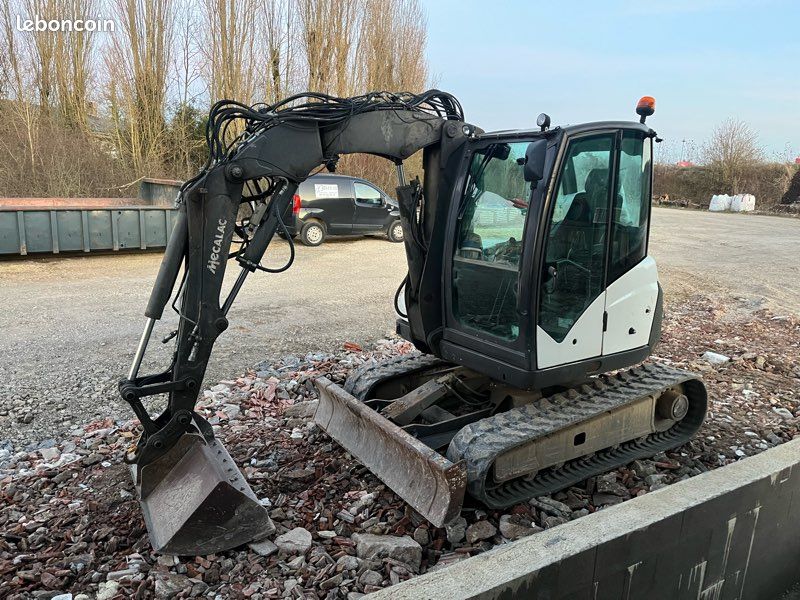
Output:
[374, 437, 800, 600]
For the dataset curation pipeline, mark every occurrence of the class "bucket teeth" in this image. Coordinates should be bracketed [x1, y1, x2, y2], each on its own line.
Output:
[131, 433, 275, 555]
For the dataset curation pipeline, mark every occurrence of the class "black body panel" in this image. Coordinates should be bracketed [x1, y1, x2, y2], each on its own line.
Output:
[438, 338, 651, 390]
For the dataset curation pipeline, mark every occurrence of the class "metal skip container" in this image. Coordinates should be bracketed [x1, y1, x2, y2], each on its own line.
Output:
[0, 179, 182, 257]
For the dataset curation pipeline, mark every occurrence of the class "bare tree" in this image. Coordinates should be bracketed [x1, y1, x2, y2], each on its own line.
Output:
[0, 1, 39, 173]
[393, 0, 427, 90]
[165, 0, 206, 175]
[24, 0, 59, 111]
[53, 0, 97, 130]
[356, 0, 390, 91]
[344, 0, 428, 190]
[106, 0, 174, 175]
[704, 118, 762, 194]
[0, 0, 132, 196]
[173, 0, 203, 109]
[356, 0, 426, 91]
[297, 0, 362, 95]
[0, 0, 433, 196]
[1, 0, 97, 129]
[262, 0, 299, 101]
[201, 0, 265, 104]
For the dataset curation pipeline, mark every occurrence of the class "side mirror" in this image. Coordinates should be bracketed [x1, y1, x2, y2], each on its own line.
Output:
[523, 140, 547, 182]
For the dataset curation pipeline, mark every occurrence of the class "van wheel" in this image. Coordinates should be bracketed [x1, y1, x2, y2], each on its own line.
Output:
[388, 220, 404, 243]
[300, 220, 326, 246]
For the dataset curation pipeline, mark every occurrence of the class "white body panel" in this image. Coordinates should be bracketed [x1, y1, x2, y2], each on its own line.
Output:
[536, 293, 605, 369]
[536, 256, 659, 369]
[602, 256, 659, 355]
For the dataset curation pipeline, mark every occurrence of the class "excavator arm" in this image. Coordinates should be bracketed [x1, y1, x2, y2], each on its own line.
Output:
[118, 91, 469, 554]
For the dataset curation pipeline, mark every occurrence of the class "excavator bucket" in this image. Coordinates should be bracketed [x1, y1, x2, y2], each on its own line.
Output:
[314, 377, 466, 527]
[130, 433, 275, 555]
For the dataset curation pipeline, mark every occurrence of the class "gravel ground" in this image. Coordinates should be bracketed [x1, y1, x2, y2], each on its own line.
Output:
[0, 235, 403, 448]
[648, 208, 800, 316]
[1, 294, 798, 599]
[1, 208, 798, 449]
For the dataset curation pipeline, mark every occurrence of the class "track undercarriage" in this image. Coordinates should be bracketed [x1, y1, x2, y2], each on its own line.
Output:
[314, 354, 707, 526]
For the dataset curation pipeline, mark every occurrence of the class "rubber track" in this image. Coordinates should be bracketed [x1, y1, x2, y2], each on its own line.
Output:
[446, 362, 707, 508]
[344, 353, 450, 400]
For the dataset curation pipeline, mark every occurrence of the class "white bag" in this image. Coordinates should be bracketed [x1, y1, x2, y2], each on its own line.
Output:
[709, 194, 732, 211]
[730, 194, 756, 212]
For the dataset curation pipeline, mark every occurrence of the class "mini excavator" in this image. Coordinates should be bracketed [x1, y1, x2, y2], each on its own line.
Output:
[118, 91, 707, 554]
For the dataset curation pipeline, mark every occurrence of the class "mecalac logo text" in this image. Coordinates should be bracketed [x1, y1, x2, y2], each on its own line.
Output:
[207, 218, 227, 274]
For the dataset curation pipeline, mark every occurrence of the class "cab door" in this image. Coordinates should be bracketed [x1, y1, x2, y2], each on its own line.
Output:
[602, 131, 657, 355]
[448, 141, 533, 349]
[536, 133, 615, 369]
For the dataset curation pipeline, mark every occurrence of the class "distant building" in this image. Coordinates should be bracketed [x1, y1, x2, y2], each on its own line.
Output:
[676, 160, 695, 168]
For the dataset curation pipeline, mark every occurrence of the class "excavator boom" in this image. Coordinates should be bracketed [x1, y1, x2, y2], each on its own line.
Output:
[119, 91, 469, 553]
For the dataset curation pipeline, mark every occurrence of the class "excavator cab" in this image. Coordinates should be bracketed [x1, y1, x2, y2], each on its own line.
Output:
[119, 92, 706, 553]
[424, 124, 659, 384]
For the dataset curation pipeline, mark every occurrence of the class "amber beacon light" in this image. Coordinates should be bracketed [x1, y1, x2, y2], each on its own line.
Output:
[636, 96, 656, 123]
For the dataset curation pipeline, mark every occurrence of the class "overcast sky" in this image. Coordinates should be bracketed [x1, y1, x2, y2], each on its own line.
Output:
[422, 0, 798, 162]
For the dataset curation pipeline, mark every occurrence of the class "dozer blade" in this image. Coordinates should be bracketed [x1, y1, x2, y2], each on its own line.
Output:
[130, 433, 275, 555]
[314, 377, 466, 527]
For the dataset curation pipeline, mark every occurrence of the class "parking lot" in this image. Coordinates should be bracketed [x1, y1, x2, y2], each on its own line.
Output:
[1, 208, 798, 447]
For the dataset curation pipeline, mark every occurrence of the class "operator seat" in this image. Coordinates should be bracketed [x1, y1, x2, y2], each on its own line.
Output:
[541, 169, 609, 334]
[563, 168, 609, 251]
[558, 168, 609, 256]
[583, 168, 609, 221]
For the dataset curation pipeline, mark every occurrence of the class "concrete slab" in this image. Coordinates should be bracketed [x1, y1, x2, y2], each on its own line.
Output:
[372, 437, 800, 600]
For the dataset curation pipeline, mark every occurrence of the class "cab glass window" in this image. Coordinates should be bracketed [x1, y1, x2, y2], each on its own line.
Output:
[539, 134, 614, 342]
[609, 132, 651, 282]
[355, 182, 383, 205]
[452, 141, 531, 340]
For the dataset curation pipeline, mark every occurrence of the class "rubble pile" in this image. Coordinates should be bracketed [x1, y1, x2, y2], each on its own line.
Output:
[1, 297, 798, 599]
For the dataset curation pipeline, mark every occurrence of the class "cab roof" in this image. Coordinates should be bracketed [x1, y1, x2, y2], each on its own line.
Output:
[478, 120, 655, 140]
